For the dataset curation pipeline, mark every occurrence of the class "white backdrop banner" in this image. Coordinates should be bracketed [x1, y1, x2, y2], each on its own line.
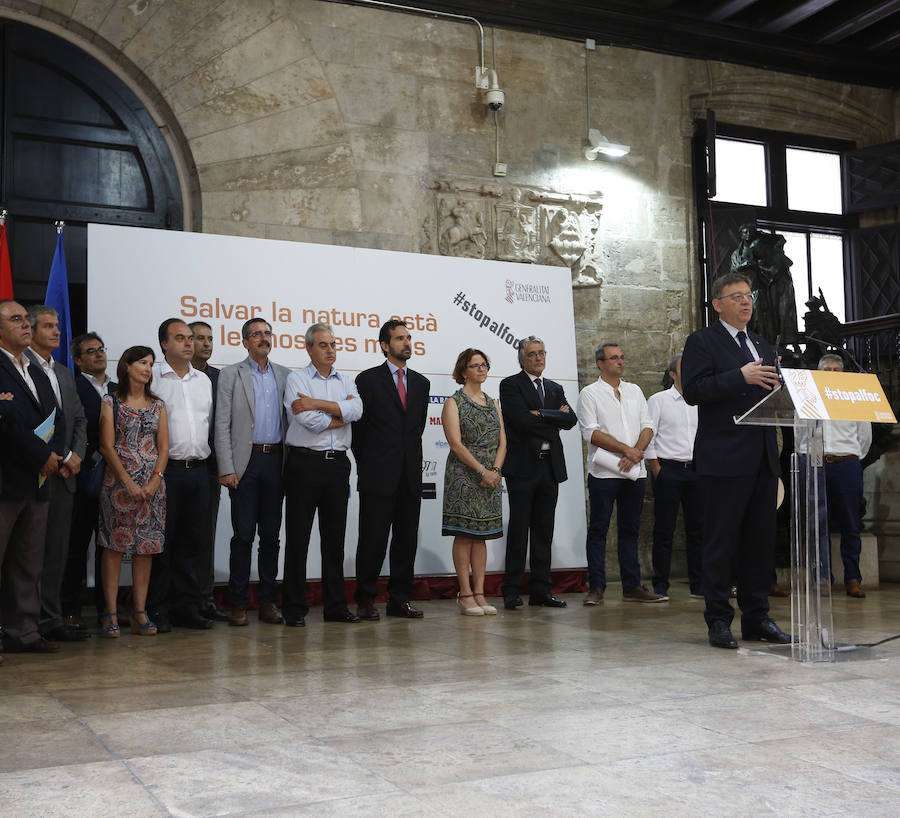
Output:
[88, 223, 586, 583]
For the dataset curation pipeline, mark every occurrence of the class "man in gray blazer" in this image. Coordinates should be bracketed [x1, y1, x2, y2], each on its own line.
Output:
[25, 305, 88, 643]
[215, 318, 290, 626]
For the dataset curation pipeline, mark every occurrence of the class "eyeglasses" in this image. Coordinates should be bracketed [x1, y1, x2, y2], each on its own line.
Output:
[81, 345, 106, 355]
[525, 350, 546, 359]
[468, 362, 490, 370]
[716, 292, 756, 304]
[249, 330, 273, 339]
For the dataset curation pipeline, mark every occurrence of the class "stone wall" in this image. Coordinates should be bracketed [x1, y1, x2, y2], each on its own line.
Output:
[3, 0, 897, 584]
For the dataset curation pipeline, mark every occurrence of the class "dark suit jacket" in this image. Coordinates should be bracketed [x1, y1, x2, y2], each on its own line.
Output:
[499, 369, 576, 483]
[202, 364, 220, 476]
[75, 373, 116, 487]
[681, 321, 779, 478]
[26, 350, 87, 494]
[0, 350, 67, 501]
[353, 361, 429, 497]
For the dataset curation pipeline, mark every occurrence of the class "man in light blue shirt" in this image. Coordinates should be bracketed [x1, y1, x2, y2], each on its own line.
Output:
[282, 323, 363, 627]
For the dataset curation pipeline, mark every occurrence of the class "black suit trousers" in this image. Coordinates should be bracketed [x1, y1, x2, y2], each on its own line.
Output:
[701, 472, 775, 628]
[283, 449, 351, 618]
[501, 460, 559, 599]
[354, 478, 421, 605]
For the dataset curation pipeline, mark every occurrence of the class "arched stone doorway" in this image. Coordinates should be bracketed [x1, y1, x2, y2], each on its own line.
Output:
[0, 19, 194, 332]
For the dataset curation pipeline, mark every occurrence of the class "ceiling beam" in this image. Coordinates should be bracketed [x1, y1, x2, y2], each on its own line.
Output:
[704, 0, 760, 23]
[818, 0, 900, 43]
[761, 0, 842, 33]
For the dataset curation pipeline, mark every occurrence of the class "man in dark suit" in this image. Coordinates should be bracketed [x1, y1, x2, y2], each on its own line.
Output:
[681, 272, 791, 649]
[0, 300, 67, 654]
[60, 332, 114, 629]
[25, 306, 88, 643]
[352, 320, 429, 620]
[499, 336, 577, 609]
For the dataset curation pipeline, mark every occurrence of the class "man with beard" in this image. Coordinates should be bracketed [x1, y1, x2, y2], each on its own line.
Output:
[215, 318, 289, 626]
[353, 320, 429, 620]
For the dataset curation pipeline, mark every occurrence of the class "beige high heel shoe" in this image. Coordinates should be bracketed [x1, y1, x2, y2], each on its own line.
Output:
[473, 592, 497, 615]
[457, 592, 484, 616]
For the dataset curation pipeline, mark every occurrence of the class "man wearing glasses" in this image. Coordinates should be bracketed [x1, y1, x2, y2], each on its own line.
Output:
[682, 272, 790, 649]
[499, 336, 577, 609]
[215, 318, 289, 626]
[576, 342, 664, 605]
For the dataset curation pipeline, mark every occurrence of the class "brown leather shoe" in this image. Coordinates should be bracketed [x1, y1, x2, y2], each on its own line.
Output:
[356, 601, 380, 621]
[769, 583, 790, 598]
[846, 579, 866, 598]
[258, 601, 284, 624]
[228, 606, 249, 627]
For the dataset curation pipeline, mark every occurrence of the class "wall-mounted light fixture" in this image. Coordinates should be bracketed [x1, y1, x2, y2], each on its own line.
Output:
[584, 38, 630, 161]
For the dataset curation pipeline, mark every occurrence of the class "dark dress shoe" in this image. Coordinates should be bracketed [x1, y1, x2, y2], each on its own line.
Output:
[171, 612, 214, 629]
[200, 603, 230, 622]
[504, 596, 523, 610]
[529, 595, 567, 608]
[258, 602, 284, 624]
[356, 602, 380, 621]
[284, 616, 306, 627]
[45, 626, 91, 642]
[3, 637, 61, 654]
[741, 617, 792, 643]
[63, 614, 87, 630]
[708, 621, 738, 649]
[324, 610, 361, 623]
[151, 612, 172, 633]
[385, 600, 424, 618]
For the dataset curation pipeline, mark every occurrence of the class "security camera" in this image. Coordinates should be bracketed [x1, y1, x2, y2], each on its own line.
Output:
[486, 87, 505, 110]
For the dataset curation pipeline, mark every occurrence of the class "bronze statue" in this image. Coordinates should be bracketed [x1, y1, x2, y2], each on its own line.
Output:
[729, 223, 799, 346]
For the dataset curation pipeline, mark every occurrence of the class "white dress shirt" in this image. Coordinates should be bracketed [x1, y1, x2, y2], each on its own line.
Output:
[1, 347, 39, 401]
[84, 372, 111, 399]
[644, 386, 698, 463]
[796, 420, 872, 460]
[29, 349, 62, 407]
[577, 377, 652, 479]
[151, 360, 212, 460]
[283, 363, 362, 450]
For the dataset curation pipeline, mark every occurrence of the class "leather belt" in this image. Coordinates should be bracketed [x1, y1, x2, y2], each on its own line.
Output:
[252, 443, 282, 453]
[167, 458, 206, 469]
[288, 446, 347, 461]
[825, 454, 858, 463]
[658, 458, 693, 470]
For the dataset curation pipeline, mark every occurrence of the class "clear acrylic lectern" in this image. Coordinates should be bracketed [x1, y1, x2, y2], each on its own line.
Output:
[735, 386, 835, 662]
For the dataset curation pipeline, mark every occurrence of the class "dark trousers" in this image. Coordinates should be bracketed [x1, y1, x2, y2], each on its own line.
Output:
[354, 478, 421, 605]
[198, 477, 221, 603]
[651, 462, 704, 595]
[824, 459, 864, 584]
[227, 450, 283, 607]
[148, 461, 209, 618]
[701, 472, 775, 628]
[39, 475, 75, 633]
[0, 498, 48, 646]
[585, 475, 645, 592]
[60, 491, 104, 617]
[501, 459, 559, 600]
[283, 448, 350, 618]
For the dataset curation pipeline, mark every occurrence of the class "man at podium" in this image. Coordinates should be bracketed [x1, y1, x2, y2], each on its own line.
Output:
[682, 272, 792, 649]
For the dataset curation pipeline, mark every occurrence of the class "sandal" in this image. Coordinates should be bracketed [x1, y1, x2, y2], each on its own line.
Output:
[130, 610, 157, 636]
[101, 612, 120, 638]
[457, 592, 484, 616]
[473, 591, 497, 615]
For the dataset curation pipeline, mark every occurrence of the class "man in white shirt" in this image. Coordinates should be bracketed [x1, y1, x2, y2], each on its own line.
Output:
[576, 342, 664, 604]
[281, 324, 363, 627]
[818, 354, 872, 598]
[148, 318, 214, 631]
[25, 306, 88, 643]
[645, 353, 703, 600]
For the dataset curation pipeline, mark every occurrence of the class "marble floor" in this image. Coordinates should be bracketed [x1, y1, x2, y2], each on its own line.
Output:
[2, 583, 900, 817]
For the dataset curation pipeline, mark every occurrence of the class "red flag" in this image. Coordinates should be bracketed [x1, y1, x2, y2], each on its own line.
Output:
[0, 221, 12, 300]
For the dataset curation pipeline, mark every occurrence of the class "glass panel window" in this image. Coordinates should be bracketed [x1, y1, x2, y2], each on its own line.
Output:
[810, 233, 845, 323]
[711, 138, 768, 206]
[786, 148, 842, 214]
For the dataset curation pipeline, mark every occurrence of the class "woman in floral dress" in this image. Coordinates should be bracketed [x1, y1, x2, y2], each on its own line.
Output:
[98, 345, 168, 637]
[442, 348, 506, 615]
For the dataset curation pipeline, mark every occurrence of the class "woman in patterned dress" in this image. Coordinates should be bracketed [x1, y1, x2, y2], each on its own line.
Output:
[442, 348, 506, 615]
[98, 346, 169, 637]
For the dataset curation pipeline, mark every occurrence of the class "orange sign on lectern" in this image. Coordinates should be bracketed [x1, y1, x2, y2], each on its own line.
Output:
[782, 369, 896, 424]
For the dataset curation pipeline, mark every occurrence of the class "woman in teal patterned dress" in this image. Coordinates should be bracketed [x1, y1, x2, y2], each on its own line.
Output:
[442, 348, 506, 615]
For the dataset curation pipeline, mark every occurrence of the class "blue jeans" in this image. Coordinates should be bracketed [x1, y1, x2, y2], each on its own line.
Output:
[586, 476, 645, 592]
